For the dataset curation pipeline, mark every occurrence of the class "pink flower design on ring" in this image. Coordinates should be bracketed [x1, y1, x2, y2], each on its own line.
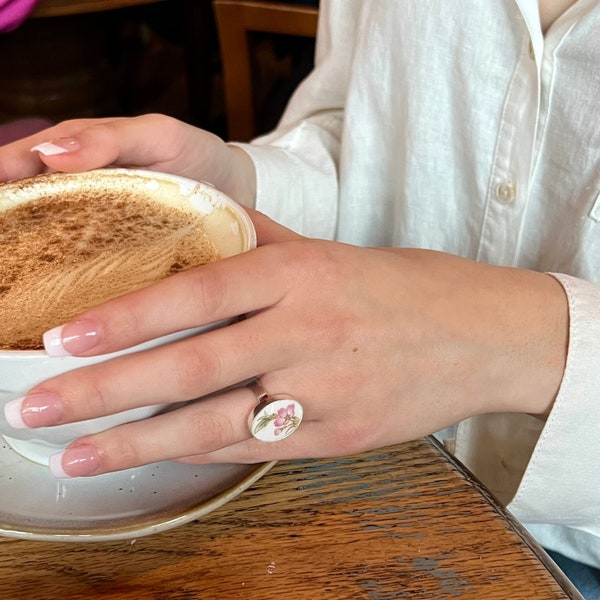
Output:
[251, 398, 303, 441]
[273, 404, 297, 436]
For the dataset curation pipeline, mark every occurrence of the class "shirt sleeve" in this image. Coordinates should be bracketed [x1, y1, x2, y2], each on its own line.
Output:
[507, 273, 600, 536]
[230, 0, 361, 239]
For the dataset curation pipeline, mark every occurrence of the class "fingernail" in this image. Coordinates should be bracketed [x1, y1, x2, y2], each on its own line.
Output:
[43, 318, 100, 357]
[4, 392, 63, 429]
[30, 138, 80, 156]
[49, 445, 101, 478]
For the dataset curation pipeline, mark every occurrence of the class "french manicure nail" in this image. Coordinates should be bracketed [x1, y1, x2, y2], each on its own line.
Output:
[30, 138, 80, 156]
[43, 318, 100, 357]
[4, 392, 63, 429]
[3, 397, 26, 428]
[43, 325, 71, 357]
[49, 445, 101, 478]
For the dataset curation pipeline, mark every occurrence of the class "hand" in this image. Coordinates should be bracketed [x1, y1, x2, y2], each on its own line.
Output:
[0, 114, 256, 207]
[9, 213, 569, 477]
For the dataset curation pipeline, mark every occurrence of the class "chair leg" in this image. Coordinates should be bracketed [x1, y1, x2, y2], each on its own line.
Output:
[213, 2, 256, 141]
[213, 1, 319, 141]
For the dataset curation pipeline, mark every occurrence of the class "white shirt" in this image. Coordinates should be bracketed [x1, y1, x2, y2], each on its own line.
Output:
[238, 0, 600, 567]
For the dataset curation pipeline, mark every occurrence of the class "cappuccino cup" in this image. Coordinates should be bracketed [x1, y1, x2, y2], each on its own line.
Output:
[0, 168, 255, 467]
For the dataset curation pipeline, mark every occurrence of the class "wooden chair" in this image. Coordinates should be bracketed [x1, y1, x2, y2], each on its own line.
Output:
[31, 0, 217, 129]
[0, 0, 217, 129]
[212, 0, 319, 141]
[30, 0, 165, 17]
[0, 1, 172, 123]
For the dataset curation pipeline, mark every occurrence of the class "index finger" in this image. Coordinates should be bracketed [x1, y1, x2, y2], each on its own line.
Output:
[0, 118, 120, 182]
[43, 240, 303, 358]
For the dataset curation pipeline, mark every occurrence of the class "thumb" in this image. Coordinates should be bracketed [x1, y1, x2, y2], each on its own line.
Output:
[29, 117, 153, 173]
[245, 208, 305, 245]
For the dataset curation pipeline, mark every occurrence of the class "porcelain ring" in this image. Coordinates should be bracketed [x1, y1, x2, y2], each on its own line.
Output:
[248, 380, 303, 442]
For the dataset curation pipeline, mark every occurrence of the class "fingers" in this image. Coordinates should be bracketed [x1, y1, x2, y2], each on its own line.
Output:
[43, 241, 302, 358]
[17, 237, 359, 427]
[17, 237, 389, 478]
[193, 421, 364, 465]
[30, 115, 190, 173]
[13, 240, 315, 431]
[23, 310, 298, 430]
[249, 208, 304, 244]
[49, 386, 259, 476]
[0, 118, 120, 182]
[49, 391, 363, 477]
[0, 114, 205, 182]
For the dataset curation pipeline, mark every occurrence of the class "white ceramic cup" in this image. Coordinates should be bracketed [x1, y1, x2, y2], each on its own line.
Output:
[0, 168, 256, 466]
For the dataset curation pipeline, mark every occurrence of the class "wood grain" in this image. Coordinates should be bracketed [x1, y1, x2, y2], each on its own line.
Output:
[0, 438, 581, 599]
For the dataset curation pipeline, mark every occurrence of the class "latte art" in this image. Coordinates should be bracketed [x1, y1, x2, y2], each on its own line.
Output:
[0, 190, 220, 350]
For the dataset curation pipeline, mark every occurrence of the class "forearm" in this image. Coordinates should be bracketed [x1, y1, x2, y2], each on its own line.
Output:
[373, 249, 569, 420]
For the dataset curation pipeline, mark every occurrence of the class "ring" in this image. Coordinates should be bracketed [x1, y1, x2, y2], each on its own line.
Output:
[248, 380, 303, 442]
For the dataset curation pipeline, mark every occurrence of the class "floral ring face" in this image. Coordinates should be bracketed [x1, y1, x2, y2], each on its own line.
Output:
[249, 395, 304, 442]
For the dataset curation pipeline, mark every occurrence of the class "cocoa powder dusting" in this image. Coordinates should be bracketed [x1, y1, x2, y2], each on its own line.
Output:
[0, 191, 220, 350]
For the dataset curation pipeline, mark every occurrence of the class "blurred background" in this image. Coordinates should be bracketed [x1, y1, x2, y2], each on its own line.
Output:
[0, 0, 319, 142]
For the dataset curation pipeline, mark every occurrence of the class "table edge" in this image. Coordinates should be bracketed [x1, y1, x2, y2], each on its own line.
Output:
[425, 436, 584, 600]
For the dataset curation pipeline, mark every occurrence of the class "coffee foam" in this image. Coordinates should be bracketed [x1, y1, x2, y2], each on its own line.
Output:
[0, 188, 220, 350]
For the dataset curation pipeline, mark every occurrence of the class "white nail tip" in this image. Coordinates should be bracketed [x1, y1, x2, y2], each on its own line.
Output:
[30, 142, 69, 156]
[49, 452, 70, 478]
[43, 326, 71, 357]
[4, 398, 27, 429]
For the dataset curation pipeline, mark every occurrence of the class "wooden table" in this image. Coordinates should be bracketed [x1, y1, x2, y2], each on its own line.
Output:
[0, 437, 582, 599]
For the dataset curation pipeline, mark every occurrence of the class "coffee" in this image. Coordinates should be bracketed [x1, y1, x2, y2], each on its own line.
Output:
[0, 176, 220, 350]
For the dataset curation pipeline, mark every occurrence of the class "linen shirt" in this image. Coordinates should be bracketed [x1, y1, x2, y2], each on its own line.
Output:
[238, 0, 600, 567]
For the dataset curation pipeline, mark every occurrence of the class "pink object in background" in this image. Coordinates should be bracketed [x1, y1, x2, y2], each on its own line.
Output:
[0, 0, 40, 32]
[0, 117, 52, 145]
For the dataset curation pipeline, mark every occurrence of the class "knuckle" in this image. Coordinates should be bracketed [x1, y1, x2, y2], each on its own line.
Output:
[106, 299, 144, 339]
[293, 240, 346, 278]
[170, 341, 224, 398]
[143, 114, 190, 155]
[184, 409, 234, 450]
[53, 375, 113, 422]
[328, 418, 373, 455]
[142, 113, 181, 131]
[307, 311, 354, 350]
[289, 299, 355, 358]
[186, 266, 229, 319]
[104, 431, 144, 468]
[83, 120, 122, 143]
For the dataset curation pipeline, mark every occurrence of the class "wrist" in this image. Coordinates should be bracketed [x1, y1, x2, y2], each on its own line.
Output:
[221, 144, 257, 208]
[493, 270, 568, 419]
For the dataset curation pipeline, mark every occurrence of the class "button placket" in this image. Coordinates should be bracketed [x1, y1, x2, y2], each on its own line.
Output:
[478, 39, 539, 266]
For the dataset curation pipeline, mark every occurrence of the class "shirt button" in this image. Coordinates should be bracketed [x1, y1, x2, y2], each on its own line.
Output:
[528, 40, 535, 60]
[495, 181, 517, 204]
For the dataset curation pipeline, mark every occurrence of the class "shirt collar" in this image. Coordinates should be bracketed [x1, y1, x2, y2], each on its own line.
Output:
[513, 0, 544, 64]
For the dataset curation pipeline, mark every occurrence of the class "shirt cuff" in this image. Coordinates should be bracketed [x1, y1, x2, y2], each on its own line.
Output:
[230, 122, 340, 239]
[507, 273, 600, 535]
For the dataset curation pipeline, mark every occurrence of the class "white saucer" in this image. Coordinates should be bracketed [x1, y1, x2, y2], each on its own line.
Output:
[0, 440, 275, 542]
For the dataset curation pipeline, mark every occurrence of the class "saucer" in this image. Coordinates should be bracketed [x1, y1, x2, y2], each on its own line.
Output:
[0, 440, 275, 542]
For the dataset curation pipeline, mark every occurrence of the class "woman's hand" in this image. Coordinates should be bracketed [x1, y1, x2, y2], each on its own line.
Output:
[7, 213, 568, 477]
[0, 114, 257, 206]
